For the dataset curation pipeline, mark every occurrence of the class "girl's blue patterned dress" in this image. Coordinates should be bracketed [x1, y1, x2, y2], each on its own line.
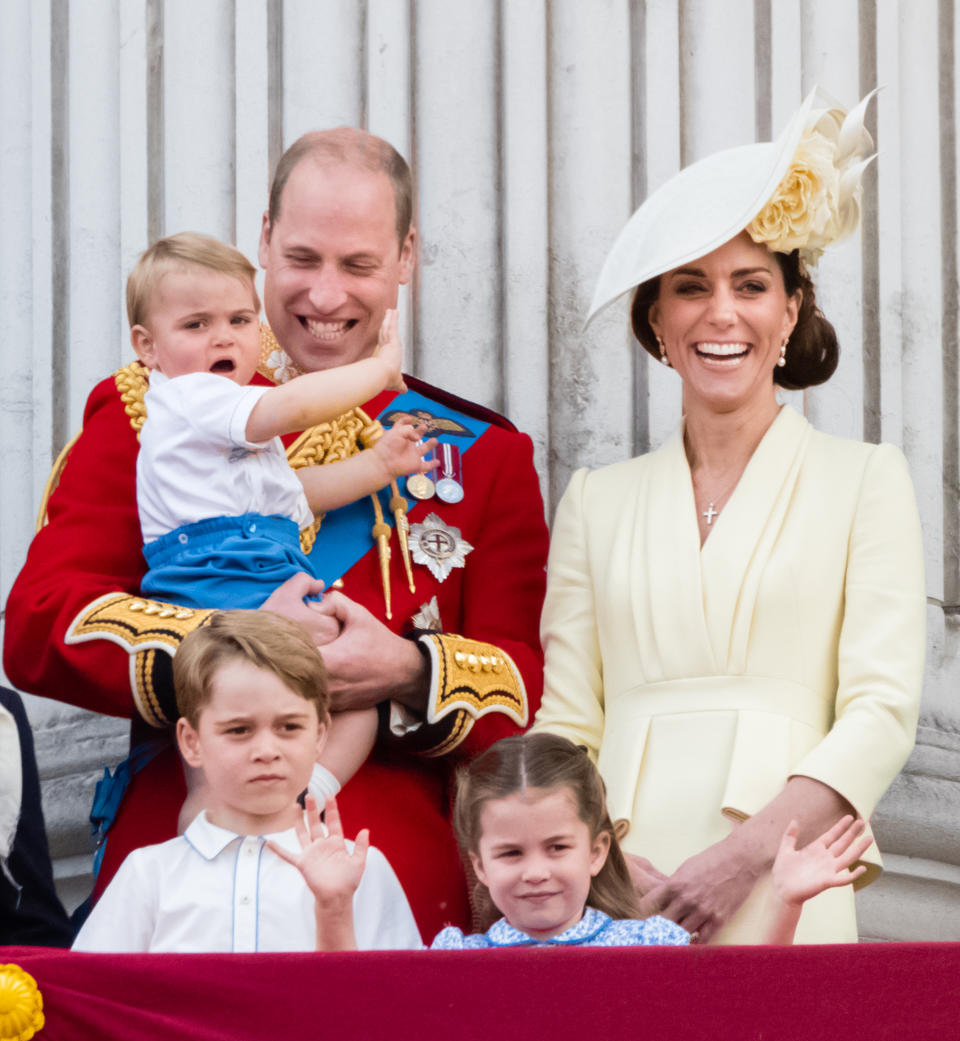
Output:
[430, 907, 690, 949]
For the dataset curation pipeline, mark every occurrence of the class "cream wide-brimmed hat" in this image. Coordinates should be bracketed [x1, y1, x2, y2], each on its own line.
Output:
[587, 89, 876, 325]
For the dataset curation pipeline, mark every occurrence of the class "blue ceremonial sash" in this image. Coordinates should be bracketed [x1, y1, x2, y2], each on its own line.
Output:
[305, 389, 490, 585]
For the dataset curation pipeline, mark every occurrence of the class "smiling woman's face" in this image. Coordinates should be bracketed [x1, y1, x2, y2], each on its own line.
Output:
[649, 231, 800, 418]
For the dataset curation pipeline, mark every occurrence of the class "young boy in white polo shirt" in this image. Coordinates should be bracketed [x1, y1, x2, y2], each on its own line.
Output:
[72, 611, 420, 952]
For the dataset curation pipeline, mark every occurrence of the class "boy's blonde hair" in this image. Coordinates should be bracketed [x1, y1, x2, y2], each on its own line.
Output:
[174, 610, 329, 728]
[126, 232, 260, 329]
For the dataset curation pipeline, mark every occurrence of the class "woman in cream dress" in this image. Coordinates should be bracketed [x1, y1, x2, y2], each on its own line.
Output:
[533, 92, 926, 944]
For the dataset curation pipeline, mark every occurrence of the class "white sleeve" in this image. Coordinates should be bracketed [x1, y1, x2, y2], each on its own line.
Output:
[351, 846, 422, 950]
[154, 373, 271, 449]
[71, 849, 158, 952]
[307, 764, 342, 801]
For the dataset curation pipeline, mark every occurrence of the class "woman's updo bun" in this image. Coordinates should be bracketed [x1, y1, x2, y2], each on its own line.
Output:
[771, 250, 839, 390]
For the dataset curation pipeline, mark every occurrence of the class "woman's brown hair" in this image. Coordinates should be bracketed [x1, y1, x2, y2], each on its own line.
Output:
[630, 247, 839, 390]
[453, 733, 638, 930]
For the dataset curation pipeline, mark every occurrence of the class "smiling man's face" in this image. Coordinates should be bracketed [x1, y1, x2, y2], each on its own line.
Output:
[258, 158, 415, 374]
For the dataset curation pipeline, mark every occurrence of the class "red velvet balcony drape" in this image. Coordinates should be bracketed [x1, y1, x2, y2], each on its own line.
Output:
[3, 943, 958, 1040]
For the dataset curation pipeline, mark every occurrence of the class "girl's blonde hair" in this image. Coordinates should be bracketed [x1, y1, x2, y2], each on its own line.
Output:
[453, 732, 638, 929]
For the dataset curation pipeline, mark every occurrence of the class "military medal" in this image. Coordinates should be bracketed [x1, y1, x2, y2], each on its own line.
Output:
[406, 471, 436, 500]
[409, 513, 473, 582]
[434, 443, 464, 504]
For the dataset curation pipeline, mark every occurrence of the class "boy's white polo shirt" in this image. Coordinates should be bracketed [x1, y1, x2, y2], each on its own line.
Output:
[72, 812, 421, 952]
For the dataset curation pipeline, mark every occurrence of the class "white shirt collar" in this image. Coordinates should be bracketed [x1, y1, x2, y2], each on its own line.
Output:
[183, 810, 302, 861]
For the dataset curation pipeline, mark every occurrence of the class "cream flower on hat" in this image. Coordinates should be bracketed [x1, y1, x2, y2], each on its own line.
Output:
[587, 89, 876, 325]
[748, 91, 876, 265]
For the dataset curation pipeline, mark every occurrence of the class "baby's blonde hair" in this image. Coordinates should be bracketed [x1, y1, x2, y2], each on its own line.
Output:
[126, 231, 260, 329]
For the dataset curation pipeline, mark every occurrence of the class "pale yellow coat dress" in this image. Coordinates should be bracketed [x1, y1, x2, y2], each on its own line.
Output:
[533, 406, 926, 943]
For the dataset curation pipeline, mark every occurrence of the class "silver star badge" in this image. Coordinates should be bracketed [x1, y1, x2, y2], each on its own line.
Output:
[411, 595, 443, 631]
[408, 513, 473, 582]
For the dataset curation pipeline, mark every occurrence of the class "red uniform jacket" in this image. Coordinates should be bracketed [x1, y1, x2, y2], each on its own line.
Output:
[3, 355, 549, 942]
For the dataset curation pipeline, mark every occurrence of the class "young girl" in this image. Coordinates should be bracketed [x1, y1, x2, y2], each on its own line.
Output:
[430, 733, 871, 948]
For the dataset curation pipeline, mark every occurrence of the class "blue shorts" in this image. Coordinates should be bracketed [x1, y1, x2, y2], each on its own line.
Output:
[141, 513, 319, 610]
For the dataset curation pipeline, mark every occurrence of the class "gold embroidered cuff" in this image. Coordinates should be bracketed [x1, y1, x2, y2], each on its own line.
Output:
[66, 593, 214, 728]
[416, 633, 528, 756]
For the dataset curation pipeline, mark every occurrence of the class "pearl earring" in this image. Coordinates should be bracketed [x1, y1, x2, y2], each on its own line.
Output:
[777, 338, 788, 368]
[656, 335, 671, 367]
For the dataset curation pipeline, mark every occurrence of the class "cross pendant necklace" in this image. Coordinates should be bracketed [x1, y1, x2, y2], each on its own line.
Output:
[697, 474, 742, 528]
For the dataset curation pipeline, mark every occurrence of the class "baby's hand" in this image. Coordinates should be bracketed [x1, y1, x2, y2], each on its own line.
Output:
[267, 795, 369, 906]
[771, 815, 871, 908]
[375, 308, 406, 393]
[373, 426, 439, 482]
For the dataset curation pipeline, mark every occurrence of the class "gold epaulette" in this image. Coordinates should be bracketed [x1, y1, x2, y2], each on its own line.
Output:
[414, 633, 528, 756]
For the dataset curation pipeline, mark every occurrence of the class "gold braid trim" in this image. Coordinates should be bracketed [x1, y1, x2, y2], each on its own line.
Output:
[132, 648, 169, 729]
[415, 633, 528, 755]
[35, 431, 80, 532]
[286, 407, 384, 557]
[114, 360, 150, 439]
[419, 711, 476, 759]
[66, 593, 214, 728]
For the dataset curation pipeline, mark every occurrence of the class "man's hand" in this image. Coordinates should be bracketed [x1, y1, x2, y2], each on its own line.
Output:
[374, 309, 406, 393]
[772, 816, 870, 908]
[259, 572, 341, 646]
[372, 426, 438, 483]
[310, 591, 430, 713]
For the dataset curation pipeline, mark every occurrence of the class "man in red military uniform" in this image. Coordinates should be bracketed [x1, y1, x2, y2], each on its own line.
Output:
[3, 128, 548, 943]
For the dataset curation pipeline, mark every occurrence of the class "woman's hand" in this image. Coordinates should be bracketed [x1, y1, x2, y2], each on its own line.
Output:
[635, 833, 765, 943]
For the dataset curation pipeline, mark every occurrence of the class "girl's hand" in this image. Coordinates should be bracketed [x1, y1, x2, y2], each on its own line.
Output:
[372, 426, 439, 482]
[771, 815, 871, 908]
[267, 794, 369, 906]
[374, 308, 406, 392]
